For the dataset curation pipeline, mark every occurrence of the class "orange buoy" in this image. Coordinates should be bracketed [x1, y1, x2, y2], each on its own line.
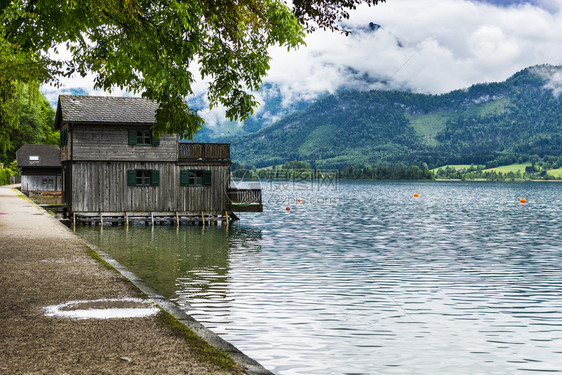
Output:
[297, 198, 302, 203]
[413, 193, 419, 198]
[286, 206, 291, 211]
[520, 198, 527, 204]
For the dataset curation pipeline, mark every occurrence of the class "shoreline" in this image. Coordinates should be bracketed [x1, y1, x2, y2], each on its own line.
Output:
[0, 184, 271, 375]
[79, 237, 272, 375]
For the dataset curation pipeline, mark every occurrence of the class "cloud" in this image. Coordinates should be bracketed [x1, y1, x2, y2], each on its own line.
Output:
[533, 65, 562, 97]
[468, 26, 521, 63]
[43, 0, 562, 123]
[264, 0, 562, 100]
[545, 72, 562, 97]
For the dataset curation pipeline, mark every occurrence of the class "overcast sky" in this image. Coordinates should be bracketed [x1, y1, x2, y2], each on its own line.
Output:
[44, 0, 562, 120]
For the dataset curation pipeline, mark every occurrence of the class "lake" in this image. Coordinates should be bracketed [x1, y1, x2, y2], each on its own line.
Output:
[77, 180, 562, 374]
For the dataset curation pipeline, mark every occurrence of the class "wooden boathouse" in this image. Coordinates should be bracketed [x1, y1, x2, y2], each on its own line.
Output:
[16, 144, 62, 193]
[55, 95, 262, 225]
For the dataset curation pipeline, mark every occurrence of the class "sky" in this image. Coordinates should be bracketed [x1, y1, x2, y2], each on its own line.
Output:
[43, 0, 562, 122]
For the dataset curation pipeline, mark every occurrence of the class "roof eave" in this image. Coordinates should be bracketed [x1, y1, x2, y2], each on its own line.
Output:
[60, 121, 157, 127]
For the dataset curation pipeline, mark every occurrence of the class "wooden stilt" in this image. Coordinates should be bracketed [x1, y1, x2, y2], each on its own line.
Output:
[64, 211, 249, 226]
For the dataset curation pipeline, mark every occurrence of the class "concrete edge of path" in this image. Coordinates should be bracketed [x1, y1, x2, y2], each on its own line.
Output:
[13, 187, 274, 375]
[86, 243, 274, 375]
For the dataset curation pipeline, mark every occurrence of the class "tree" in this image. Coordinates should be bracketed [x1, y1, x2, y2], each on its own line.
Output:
[292, 0, 383, 34]
[1, 0, 305, 139]
[0, 31, 57, 154]
[0, 83, 56, 163]
[1, 0, 384, 146]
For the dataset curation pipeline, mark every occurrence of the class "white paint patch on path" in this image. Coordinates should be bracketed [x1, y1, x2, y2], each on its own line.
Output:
[44, 298, 159, 319]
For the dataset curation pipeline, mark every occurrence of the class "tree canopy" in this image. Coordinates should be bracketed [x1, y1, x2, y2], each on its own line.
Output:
[0, 0, 384, 151]
[0, 83, 57, 164]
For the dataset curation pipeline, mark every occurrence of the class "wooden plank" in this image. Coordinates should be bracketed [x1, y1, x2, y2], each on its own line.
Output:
[71, 126, 177, 162]
[67, 151, 236, 214]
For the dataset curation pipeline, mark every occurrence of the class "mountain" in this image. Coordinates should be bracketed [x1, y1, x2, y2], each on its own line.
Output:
[225, 65, 562, 169]
[190, 83, 313, 142]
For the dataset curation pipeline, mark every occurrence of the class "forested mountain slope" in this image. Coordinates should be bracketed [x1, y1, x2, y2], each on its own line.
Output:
[227, 65, 562, 168]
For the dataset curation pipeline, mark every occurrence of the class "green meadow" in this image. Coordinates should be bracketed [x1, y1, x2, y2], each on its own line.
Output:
[430, 164, 483, 172]
[482, 163, 531, 174]
[433, 162, 562, 179]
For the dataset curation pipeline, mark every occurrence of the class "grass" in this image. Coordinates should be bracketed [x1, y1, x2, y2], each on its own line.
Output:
[430, 164, 483, 172]
[432, 163, 530, 174]
[406, 111, 449, 146]
[84, 246, 117, 271]
[547, 168, 562, 178]
[464, 98, 510, 117]
[432, 162, 562, 179]
[157, 310, 242, 372]
[482, 163, 531, 174]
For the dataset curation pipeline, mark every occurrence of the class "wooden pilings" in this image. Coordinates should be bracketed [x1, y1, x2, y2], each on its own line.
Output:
[70, 211, 232, 227]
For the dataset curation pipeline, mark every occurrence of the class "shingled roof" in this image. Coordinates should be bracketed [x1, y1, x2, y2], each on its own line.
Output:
[16, 144, 61, 168]
[55, 95, 159, 128]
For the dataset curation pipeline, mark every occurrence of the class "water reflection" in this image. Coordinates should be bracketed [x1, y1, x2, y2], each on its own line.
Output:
[78, 181, 562, 375]
[80, 225, 262, 302]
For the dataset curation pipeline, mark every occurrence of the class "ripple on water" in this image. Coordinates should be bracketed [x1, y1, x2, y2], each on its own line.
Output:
[78, 181, 562, 374]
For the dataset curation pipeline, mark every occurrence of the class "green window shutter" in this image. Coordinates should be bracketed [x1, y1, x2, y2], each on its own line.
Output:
[151, 134, 160, 146]
[59, 129, 67, 147]
[128, 129, 137, 145]
[151, 170, 160, 186]
[202, 170, 212, 186]
[127, 170, 136, 186]
[180, 170, 189, 186]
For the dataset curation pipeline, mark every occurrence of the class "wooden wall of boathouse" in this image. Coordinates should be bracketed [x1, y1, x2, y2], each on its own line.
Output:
[60, 125, 177, 162]
[66, 162, 230, 213]
[21, 169, 62, 192]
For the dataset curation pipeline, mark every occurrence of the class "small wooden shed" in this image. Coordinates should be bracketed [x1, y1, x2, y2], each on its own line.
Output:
[55, 95, 261, 224]
[16, 144, 62, 192]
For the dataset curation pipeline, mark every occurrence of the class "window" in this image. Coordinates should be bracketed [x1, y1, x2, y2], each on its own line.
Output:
[137, 130, 151, 145]
[127, 169, 160, 186]
[136, 170, 151, 185]
[60, 129, 68, 147]
[29, 155, 39, 161]
[180, 170, 212, 186]
[128, 129, 160, 146]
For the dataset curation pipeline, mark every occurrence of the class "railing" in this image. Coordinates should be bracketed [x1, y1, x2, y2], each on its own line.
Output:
[178, 143, 230, 161]
[227, 188, 263, 212]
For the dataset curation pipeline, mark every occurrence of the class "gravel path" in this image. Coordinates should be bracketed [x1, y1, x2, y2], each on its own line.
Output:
[0, 185, 245, 374]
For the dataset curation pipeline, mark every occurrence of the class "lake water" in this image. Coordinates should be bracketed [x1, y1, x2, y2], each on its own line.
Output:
[77, 181, 562, 374]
